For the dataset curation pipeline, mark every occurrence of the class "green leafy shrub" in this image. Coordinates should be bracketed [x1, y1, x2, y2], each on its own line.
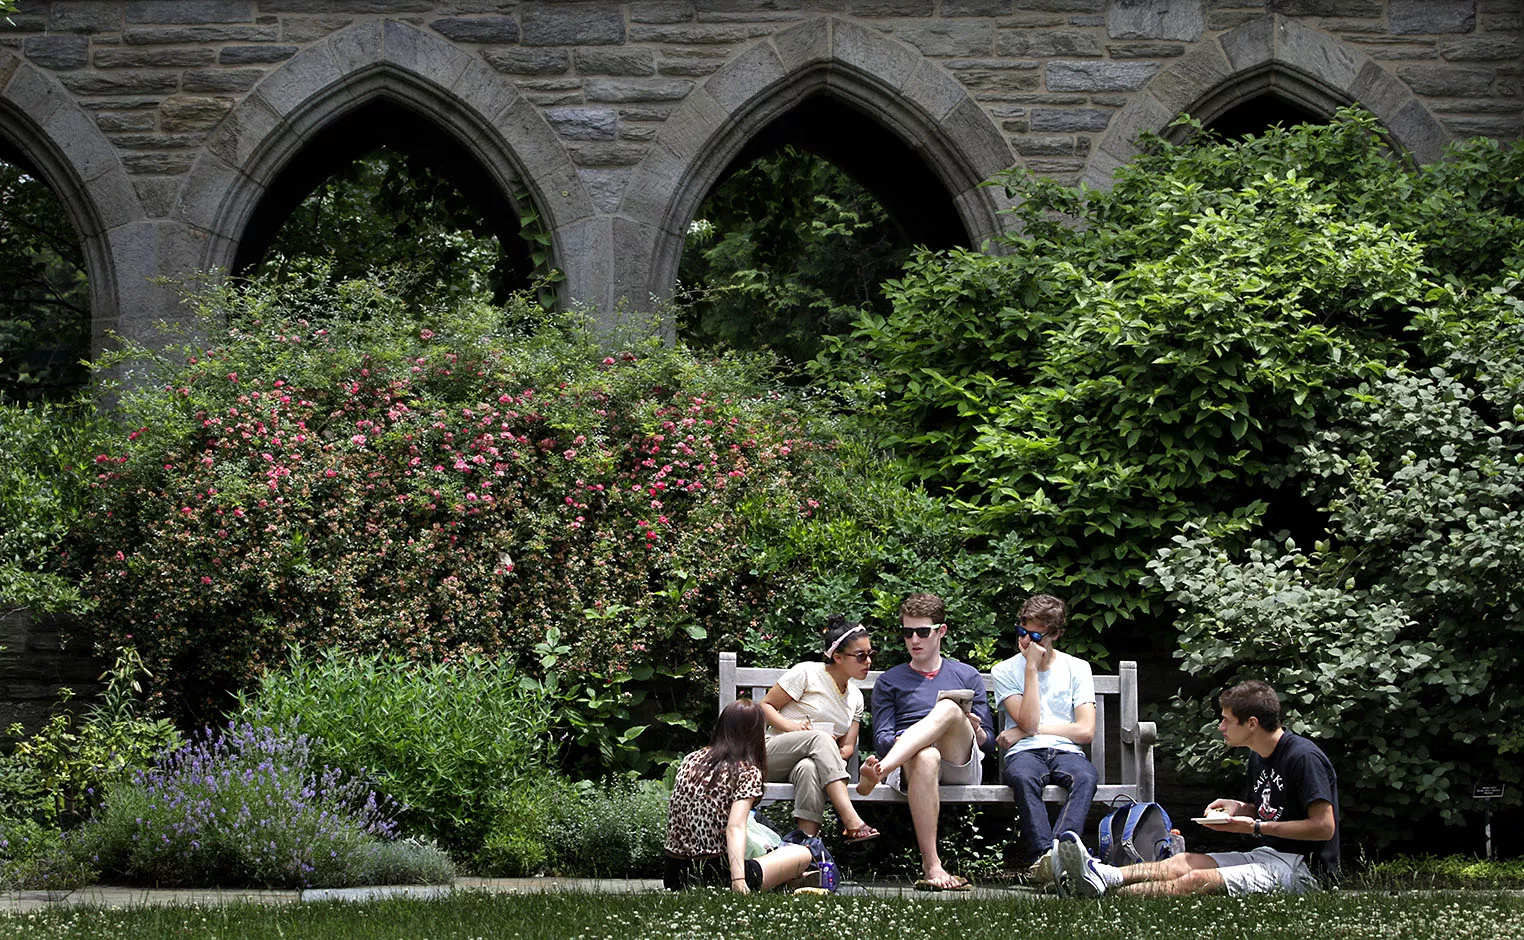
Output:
[1149, 276, 1524, 844]
[1353, 855, 1524, 891]
[0, 398, 104, 615]
[239, 647, 553, 853]
[471, 772, 576, 877]
[546, 779, 669, 878]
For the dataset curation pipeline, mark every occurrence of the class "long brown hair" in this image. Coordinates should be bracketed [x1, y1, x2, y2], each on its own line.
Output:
[700, 698, 768, 783]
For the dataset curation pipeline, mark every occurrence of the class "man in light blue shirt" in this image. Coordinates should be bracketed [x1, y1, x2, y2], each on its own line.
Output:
[990, 594, 1097, 877]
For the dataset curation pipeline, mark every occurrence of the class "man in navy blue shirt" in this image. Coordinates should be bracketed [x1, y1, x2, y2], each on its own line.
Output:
[856, 592, 996, 890]
[1056, 679, 1339, 897]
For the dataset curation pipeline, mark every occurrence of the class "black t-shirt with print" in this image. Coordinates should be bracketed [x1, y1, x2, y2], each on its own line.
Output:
[1245, 731, 1340, 880]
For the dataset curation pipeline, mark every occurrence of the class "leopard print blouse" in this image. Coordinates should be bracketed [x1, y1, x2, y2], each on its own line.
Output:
[663, 747, 763, 858]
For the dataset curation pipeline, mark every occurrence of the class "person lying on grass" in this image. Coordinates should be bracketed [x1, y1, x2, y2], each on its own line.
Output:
[1055, 679, 1339, 897]
[663, 698, 814, 892]
[758, 613, 881, 845]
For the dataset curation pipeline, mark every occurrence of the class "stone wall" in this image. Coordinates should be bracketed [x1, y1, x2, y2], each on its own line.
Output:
[0, 1, 1516, 354]
[0, 609, 102, 747]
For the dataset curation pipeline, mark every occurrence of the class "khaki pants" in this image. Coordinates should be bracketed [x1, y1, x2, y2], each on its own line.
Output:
[765, 730, 849, 824]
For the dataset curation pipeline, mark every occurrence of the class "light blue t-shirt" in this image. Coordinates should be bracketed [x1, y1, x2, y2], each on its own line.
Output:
[989, 649, 1095, 756]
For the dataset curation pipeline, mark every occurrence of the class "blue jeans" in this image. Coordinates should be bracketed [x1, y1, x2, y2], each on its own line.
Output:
[1002, 747, 1099, 866]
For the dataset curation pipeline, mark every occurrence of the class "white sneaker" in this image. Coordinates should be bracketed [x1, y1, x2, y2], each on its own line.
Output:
[1055, 831, 1107, 898]
[1025, 848, 1054, 885]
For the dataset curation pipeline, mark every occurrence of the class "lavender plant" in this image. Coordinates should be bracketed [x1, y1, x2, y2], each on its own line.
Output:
[70, 721, 450, 888]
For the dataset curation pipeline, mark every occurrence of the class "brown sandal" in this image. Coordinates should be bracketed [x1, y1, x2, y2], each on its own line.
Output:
[843, 823, 880, 843]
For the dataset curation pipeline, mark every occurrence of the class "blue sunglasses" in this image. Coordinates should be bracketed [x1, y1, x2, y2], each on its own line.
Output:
[1016, 626, 1050, 643]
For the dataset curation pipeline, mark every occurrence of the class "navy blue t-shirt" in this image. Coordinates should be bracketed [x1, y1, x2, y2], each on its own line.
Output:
[1246, 730, 1340, 880]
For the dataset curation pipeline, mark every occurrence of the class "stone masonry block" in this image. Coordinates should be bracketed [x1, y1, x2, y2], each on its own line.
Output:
[10, 67, 71, 126]
[381, 19, 470, 86]
[551, 213, 613, 314]
[702, 41, 786, 114]
[1391, 0, 1476, 35]
[96, 111, 157, 132]
[1046, 60, 1158, 92]
[546, 106, 619, 140]
[940, 95, 1015, 178]
[162, 95, 234, 132]
[771, 16, 832, 76]
[205, 91, 281, 169]
[1441, 37, 1524, 62]
[1388, 98, 1452, 163]
[258, 0, 431, 10]
[522, 5, 626, 46]
[1397, 65, 1496, 97]
[1218, 13, 1275, 73]
[579, 167, 628, 214]
[429, 17, 521, 44]
[123, 152, 197, 174]
[450, 58, 523, 126]
[902, 57, 970, 123]
[50, 2, 125, 33]
[883, 21, 996, 58]
[1274, 19, 1361, 91]
[220, 45, 299, 65]
[996, 29, 1103, 57]
[1107, 0, 1204, 42]
[1267, 0, 1381, 15]
[1030, 107, 1112, 131]
[1098, 88, 1174, 158]
[576, 49, 657, 76]
[1108, 42, 1186, 59]
[493, 96, 595, 219]
[123, 25, 279, 44]
[175, 152, 243, 230]
[484, 48, 571, 75]
[631, 2, 693, 25]
[125, 1, 254, 25]
[24, 36, 89, 70]
[832, 19, 918, 92]
[60, 71, 182, 95]
[325, 20, 383, 76]
[94, 48, 219, 68]
[1145, 41, 1231, 114]
[182, 68, 264, 93]
[254, 46, 343, 117]
[44, 105, 123, 188]
[645, 83, 727, 163]
[585, 77, 695, 103]
[566, 141, 647, 166]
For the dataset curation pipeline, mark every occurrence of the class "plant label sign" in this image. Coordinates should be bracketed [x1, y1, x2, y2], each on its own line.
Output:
[1472, 784, 1505, 799]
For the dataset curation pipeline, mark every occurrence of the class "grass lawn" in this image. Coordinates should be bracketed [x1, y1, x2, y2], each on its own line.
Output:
[3, 889, 1523, 939]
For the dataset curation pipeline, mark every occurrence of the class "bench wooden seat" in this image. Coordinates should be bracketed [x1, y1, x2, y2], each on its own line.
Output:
[718, 652, 1156, 807]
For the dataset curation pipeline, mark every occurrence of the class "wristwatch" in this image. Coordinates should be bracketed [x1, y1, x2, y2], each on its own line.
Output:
[1253, 819, 1262, 837]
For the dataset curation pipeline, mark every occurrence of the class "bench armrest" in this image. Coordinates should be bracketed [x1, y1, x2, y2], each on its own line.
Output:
[1123, 720, 1157, 749]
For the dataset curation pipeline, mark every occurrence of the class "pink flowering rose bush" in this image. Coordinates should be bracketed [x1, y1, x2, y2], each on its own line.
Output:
[73, 276, 858, 730]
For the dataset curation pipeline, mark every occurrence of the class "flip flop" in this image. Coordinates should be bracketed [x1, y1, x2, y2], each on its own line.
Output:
[843, 823, 880, 843]
[914, 874, 972, 892]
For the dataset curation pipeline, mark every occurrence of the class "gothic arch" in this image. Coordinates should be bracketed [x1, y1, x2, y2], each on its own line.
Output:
[1086, 14, 1451, 188]
[175, 20, 599, 305]
[0, 53, 139, 352]
[618, 16, 1015, 310]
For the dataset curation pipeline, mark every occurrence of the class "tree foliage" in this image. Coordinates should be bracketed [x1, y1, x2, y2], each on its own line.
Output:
[836, 110, 1524, 639]
[0, 160, 90, 403]
[678, 146, 913, 366]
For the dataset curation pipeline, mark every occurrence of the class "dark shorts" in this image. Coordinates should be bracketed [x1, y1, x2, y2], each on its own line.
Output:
[663, 855, 762, 891]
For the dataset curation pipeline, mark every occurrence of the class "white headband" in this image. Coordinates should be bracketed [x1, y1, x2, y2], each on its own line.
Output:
[826, 624, 867, 657]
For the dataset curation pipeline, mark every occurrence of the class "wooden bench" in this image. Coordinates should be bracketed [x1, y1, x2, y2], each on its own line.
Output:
[718, 652, 1156, 807]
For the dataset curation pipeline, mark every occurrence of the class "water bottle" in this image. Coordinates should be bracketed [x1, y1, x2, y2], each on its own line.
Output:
[818, 857, 838, 892]
[1168, 829, 1186, 857]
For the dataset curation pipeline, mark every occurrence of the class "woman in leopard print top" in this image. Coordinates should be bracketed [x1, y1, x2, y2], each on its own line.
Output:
[663, 698, 813, 891]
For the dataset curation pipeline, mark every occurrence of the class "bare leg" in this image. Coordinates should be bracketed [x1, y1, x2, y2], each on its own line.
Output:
[1115, 853, 1224, 896]
[858, 700, 971, 794]
[752, 844, 814, 891]
[823, 778, 869, 832]
[905, 747, 961, 887]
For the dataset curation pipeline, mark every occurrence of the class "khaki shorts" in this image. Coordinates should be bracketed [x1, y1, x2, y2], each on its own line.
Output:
[886, 735, 983, 791]
[1209, 846, 1319, 896]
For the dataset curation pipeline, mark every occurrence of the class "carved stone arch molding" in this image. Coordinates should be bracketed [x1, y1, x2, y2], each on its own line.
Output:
[175, 20, 599, 307]
[617, 16, 1016, 315]
[0, 51, 140, 354]
[1086, 14, 1452, 188]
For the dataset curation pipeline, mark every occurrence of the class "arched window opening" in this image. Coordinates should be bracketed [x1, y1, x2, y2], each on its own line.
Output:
[678, 95, 966, 367]
[0, 143, 90, 404]
[1202, 94, 1329, 141]
[235, 100, 533, 307]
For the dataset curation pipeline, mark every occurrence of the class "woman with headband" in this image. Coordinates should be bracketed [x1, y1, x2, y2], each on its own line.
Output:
[758, 613, 881, 843]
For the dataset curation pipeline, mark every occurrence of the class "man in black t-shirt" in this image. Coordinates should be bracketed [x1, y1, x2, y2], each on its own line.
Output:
[1055, 680, 1339, 897]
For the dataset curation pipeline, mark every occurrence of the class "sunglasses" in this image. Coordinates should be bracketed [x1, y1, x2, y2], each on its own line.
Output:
[901, 626, 938, 639]
[1016, 626, 1050, 643]
[840, 649, 874, 663]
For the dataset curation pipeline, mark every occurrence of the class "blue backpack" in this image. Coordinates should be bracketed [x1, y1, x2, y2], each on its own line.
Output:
[1097, 796, 1177, 867]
